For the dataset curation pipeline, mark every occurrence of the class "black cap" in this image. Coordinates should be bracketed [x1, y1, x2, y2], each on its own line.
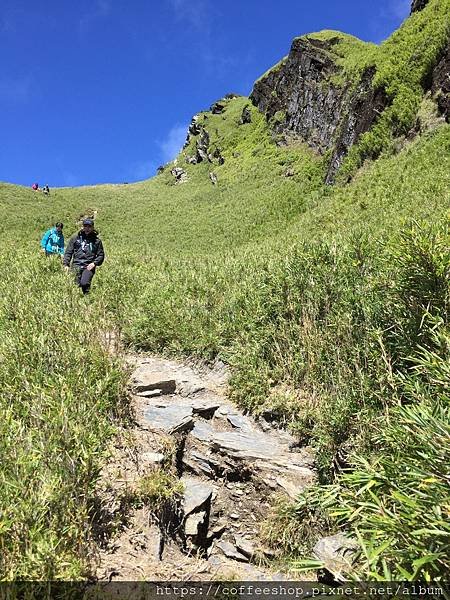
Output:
[82, 218, 94, 226]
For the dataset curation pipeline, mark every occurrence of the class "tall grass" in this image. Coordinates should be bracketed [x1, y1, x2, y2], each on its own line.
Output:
[0, 254, 127, 579]
[0, 3, 448, 578]
[264, 224, 449, 579]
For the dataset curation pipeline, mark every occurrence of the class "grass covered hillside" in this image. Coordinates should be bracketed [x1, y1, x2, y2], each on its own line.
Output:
[1, 0, 449, 581]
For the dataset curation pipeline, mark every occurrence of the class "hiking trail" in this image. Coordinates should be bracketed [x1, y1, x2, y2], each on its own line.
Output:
[94, 354, 316, 581]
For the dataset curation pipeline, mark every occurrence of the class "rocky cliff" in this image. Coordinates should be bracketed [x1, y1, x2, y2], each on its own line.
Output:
[432, 42, 450, 122]
[250, 34, 387, 183]
[249, 0, 448, 183]
[411, 0, 430, 12]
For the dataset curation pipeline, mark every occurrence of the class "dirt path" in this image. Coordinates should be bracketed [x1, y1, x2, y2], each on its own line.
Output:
[93, 354, 316, 581]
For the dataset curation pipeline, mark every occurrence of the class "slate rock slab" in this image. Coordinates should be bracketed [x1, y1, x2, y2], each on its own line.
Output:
[210, 430, 280, 460]
[132, 368, 176, 394]
[215, 540, 249, 563]
[143, 404, 193, 434]
[182, 478, 214, 516]
[313, 533, 358, 579]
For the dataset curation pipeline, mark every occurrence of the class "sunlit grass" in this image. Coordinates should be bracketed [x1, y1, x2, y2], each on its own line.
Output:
[0, 0, 449, 579]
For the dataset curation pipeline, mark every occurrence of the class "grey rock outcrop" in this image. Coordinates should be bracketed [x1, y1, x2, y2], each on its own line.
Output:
[250, 35, 388, 183]
[313, 533, 358, 581]
[411, 0, 429, 12]
[184, 115, 202, 148]
[189, 116, 202, 136]
[432, 42, 450, 122]
[211, 101, 226, 114]
[325, 66, 387, 183]
[240, 105, 252, 124]
[170, 167, 188, 184]
[251, 37, 344, 152]
[196, 129, 210, 163]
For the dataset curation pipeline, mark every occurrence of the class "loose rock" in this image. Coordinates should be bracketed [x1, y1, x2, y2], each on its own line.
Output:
[211, 102, 225, 114]
[132, 369, 176, 395]
[215, 540, 249, 562]
[182, 478, 214, 516]
[185, 511, 206, 536]
[234, 535, 255, 559]
[170, 167, 188, 184]
[240, 105, 252, 124]
[313, 533, 358, 580]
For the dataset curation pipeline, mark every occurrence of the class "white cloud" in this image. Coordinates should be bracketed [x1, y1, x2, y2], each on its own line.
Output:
[126, 124, 188, 183]
[371, 0, 411, 43]
[159, 124, 188, 163]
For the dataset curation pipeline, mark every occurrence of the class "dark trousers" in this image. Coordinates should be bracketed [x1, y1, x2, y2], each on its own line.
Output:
[76, 267, 95, 294]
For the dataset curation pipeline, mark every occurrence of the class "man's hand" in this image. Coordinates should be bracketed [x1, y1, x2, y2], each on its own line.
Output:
[86, 262, 96, 271]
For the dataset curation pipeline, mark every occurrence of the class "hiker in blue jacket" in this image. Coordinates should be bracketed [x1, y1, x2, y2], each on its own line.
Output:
[40, 222, 64, 257]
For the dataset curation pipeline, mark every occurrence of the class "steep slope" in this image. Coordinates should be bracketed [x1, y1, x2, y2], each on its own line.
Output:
[251, 0, 450, 182]
[0, 0, 449, 581]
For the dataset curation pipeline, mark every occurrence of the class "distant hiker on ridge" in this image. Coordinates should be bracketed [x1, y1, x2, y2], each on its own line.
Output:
[63, 218, 105, 295]
[40, 222, 65, 257]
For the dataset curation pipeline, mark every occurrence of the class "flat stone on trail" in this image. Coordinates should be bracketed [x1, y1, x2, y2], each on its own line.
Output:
[234, 535, 255, 558]
[182, 477, 214, 516]
[143, 404, 194, 434]
[178, 381, 205, 397]
[215, 540, 249, 563]
[136, 389, 163, 398]
[132, 369, 176, 395]
[140, 452, 165, 465]
[210, 430, 280, 460]
[185, 511, 206, 536]
[191, 421, 215, 442]
[226, 413, 253, 430]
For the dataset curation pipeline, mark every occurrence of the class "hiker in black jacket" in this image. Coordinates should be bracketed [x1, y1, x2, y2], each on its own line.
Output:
[63, 218, 105, 294]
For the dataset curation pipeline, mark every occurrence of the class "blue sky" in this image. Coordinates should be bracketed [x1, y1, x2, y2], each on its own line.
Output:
[0, 0, 411, 187]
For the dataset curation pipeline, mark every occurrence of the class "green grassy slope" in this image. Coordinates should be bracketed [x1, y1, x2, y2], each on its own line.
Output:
[0, 0, 449, 580]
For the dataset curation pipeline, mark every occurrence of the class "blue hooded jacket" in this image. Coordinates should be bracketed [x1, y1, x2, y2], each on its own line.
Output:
[41, 227, 64, 255]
